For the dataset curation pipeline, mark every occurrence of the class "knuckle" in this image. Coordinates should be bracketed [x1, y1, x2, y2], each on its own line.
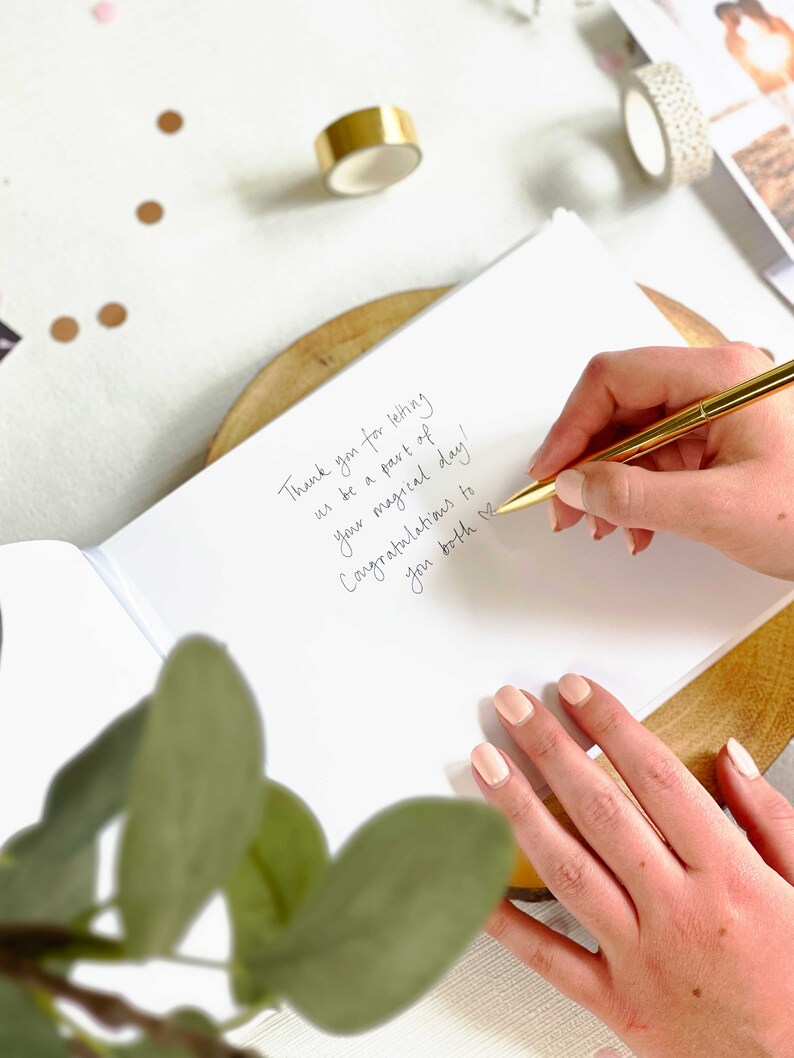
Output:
[723, 339, 758, 358]
[722, 855, 764, 907]
[580, 786, 623, 832]
[641, 748, 682, 796]
[602, 470, 640, 524]
[589, 705, 623, 741]
[760, 791, 794, 830]
[485, 905, 511, 943]
[504, 790, 537, 831]
[548, 853, 591, 900]
[732, 855, 763, 891]
[524, 940, 555, 977]
[718, 341, 764, 375]
[583, 351, 614, 386]
[530, 725, 565, 761]
[606, 991, 650, 1037]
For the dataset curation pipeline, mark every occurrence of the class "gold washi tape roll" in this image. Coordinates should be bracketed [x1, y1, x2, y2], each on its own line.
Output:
[621, 62, 713, 188]
[315, 106, 422, 196]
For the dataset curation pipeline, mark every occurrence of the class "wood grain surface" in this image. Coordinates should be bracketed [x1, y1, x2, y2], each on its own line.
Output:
[208, 285, 794, 897]
[206, 285, 725, 465]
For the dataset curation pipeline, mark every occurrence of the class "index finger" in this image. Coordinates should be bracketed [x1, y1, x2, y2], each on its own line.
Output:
[555, 674, 742, 870]
[532, 343, 764, 479]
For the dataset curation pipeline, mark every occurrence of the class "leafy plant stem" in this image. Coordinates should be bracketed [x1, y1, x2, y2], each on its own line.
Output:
[71, 897, 118, 931]
[162, 952, 231, 972]
[0, 953, 252, 1058]
[68, 1042, 103, 1058]
[35, 989, 112, 1055]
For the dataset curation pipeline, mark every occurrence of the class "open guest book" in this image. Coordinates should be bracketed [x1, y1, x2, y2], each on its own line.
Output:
[1, 211, 792, 1015]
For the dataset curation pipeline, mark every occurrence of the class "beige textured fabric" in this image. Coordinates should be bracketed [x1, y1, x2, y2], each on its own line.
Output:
[238, 901, 633, 1058]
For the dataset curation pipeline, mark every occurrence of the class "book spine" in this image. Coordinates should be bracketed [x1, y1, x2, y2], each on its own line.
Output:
[81, 547, 172, 660]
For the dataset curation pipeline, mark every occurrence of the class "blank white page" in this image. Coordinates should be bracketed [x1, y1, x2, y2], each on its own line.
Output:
[0, 541, 161, 842]
[100, 212, 792, 851]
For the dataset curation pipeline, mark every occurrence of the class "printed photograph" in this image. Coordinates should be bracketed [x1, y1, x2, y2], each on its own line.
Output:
[733, 123, 794, 238]
[646, 0, 794, 111]
[614, 0, 794, 256]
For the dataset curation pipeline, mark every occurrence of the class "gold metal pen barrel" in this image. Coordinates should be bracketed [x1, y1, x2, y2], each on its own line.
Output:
[496, 356, 794, 516]
[497, 403, 707, 513]
[585, 402, 708, 464]
[702, 358, 794, 418]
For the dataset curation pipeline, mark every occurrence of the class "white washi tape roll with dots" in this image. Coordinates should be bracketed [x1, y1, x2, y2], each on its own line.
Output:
[621, 62, 713, 188]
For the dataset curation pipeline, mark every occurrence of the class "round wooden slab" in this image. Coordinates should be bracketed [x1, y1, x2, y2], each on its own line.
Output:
[208, 286, 794, 898]
[207, 285, 724, 465]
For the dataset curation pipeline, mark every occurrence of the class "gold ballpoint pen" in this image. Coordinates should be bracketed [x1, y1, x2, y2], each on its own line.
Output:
[496, 357, 794, 516]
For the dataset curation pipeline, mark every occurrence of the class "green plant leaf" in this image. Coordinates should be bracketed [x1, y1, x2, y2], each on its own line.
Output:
[0, 702, 146, 923]
[39, 701, 148, 855]
[168, 1007, 217, 1032]
[246, 798, 513, 1032]
[0, 976, 70, 1057]
[226, 780, 328, 1005]
[0, 831, 96, 926]
[118, 636, 264, 957]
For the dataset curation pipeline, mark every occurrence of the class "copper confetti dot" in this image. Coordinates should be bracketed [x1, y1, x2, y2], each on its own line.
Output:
[51, 316, 79, 342]
[98, 302, 127, 328]
[136, 200, 164, 224]
[157, 110, 183, 134]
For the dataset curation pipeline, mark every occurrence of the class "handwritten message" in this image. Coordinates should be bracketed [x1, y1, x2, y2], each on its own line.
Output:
[277, 393, 494, 595]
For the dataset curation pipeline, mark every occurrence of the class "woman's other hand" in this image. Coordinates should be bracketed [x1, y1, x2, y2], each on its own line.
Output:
[472, 676, 794, 1058]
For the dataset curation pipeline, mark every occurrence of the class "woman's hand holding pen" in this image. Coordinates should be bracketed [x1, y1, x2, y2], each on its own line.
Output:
[530, 342, 794, 579]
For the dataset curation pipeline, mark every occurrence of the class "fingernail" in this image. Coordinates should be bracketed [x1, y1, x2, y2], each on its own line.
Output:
[471, 743, 510, 786]
[558, 673, 592, 707]
[494, 684, 534, 726]
[624, 528, 637, 555]
[586, 514, 599, 541]
[555, 469, 586, 511]
[726, 737, 760, 779]
[526, 447, 541, 476]
[547, 502, 559, 532]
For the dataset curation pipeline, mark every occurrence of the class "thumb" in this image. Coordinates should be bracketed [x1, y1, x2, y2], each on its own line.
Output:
[716, 739, 794, 885]
[554, 462, 735, 542]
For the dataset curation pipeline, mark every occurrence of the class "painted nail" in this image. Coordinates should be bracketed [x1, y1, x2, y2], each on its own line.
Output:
[558, 673, 592, 707]
[586, 514, 599, 540]
[494, 685, 534, 726]
[624, 528, 636, 555]
[726, 737, 760, 779]
[547, 502, 559, 532]
[471, 743, 510, 786]
[526, 446, 541, 476]
[555, 469, 586, 511]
